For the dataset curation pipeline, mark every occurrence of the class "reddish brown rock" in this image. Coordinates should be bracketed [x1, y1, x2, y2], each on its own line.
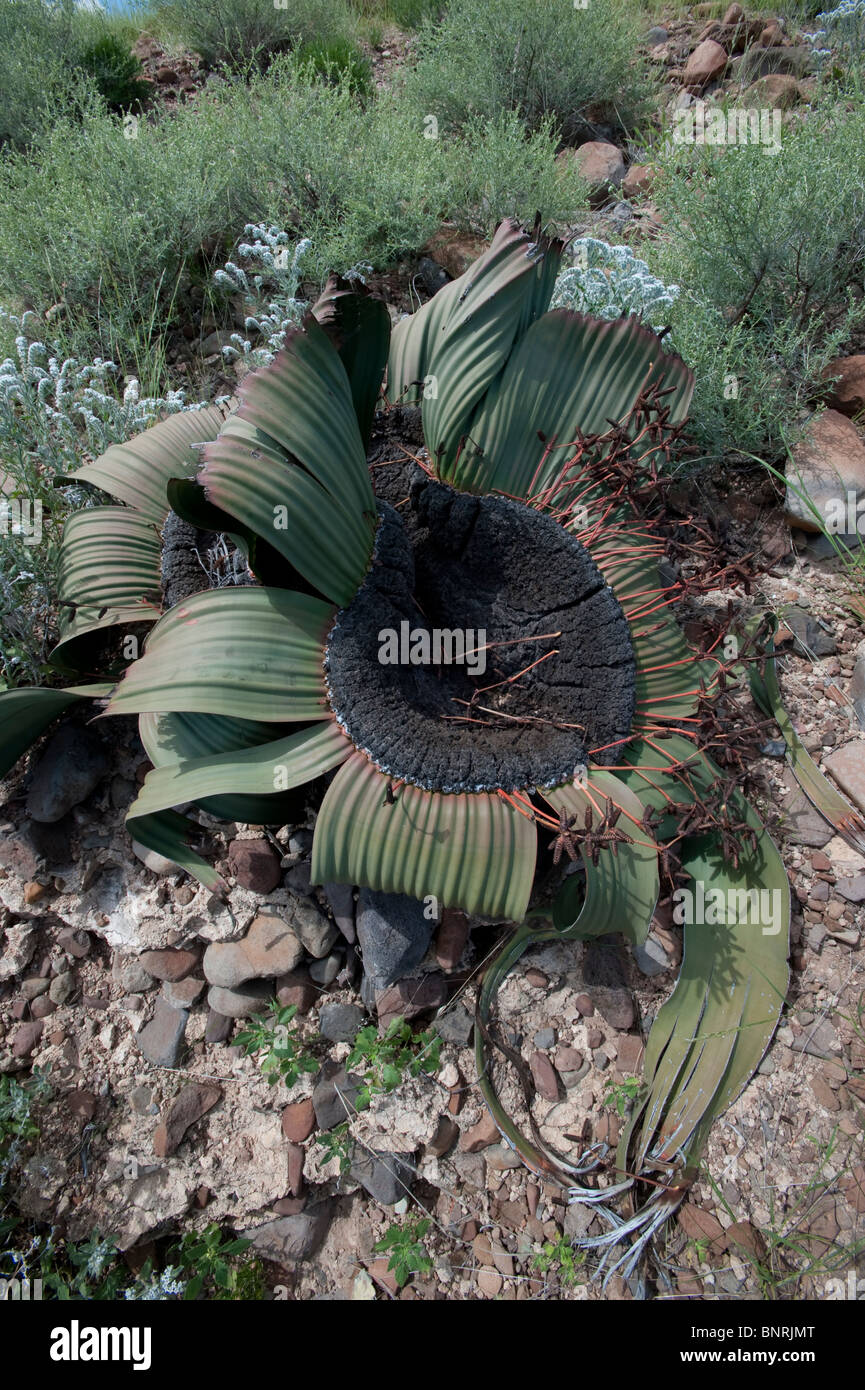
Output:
[287, 1142, 305, 1197]
[275, 970, 317, 1014]
[678, 1202, 726, 1250]
[11, 1020, 43, 1057]
[683, 39, 728, 89]
[785, 410, 865, 532]
[422, 228, 488, 280]
[153, 1082, 222, 1157]
[622, 164, 654, 199]
[435, 908, 469, 970]
[375, 973, 447, 1029]
[525, 968, 549, 988]
[67, 1090, 98, 1123]
[744, 73, 802, 108]
[460, 1112, 499, 1152]
[23, 880, 50, 904]
[759, 20, 783, 46]
[139, 948, 199, 982]
[427, 1114, 459, 1157]
[555, 1046, 584, 1073]
[204, 914, 303, 989]
[615, 1034, 645, 1074]
[282, 1098, 315, 1142]
[562, 141, 626, 204]
[824, 743, 865, 815]
[530, 1051, 560, 1102]
[57, 927, 90, 958]
[574, 993, 594, 1017]
[723, 3, 744, 21]
[228, 838, 282, 892]
[725, 1220, 767, 1260]
[822, 355, 865, 418]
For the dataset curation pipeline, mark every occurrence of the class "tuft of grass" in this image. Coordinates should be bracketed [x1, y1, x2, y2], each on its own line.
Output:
[0, 0, 147, 147]
[648, 89, 865, 465]
[401, 0, 654, 143]
[153, 0, 360, 71]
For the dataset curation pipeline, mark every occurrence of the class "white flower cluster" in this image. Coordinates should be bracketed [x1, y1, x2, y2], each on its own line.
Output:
[213, 225, 312, 367]
[550, 237, 679, 329]
[806, 0, 865, 57]
[124, 1265, 187, 1300]
[0, 307, 192, 476]
[817, 0, 865, 23]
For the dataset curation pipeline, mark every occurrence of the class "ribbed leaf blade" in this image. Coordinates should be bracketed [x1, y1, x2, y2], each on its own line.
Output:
[106, 589, 333, 721]
[628, 796, 789, 1171]
[232, 317, 374, 519]
[312, 277, 391, 445]
[311, 752, 537, 919]
[387, 220, 564, 482]
[544, 772, 658, 947]
[0, 684, 112, 779]
[52, 507, 162, 663]
[129, 719, 352, 818]
[463, 312, 694, 498]
[129, 808, 226, 893]
[74, 404, 230, 523]
[198, 430, 372, 606]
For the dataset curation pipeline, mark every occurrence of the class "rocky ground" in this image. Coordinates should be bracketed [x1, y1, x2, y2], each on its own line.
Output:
[2, 6, 865, 1302]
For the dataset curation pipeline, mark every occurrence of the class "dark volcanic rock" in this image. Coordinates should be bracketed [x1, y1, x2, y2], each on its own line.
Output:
[26, 726, 109, 823]
[356, 889, 434, 989]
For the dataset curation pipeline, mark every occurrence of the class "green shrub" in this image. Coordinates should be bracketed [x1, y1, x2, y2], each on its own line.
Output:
[0, 0, 145, 147]
[296, 35, 373, 94]
[79, 31, 150, 113]
[649, 93, 865, 463]
[348, 0, 443, 29]
[155, 0, 358, 70]
[402, 0, 653, 141]
[0, 60, 586, 371]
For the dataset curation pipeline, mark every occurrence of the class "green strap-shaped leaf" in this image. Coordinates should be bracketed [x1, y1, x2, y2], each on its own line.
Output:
[106, 588, 334, 721]
[543, 772, 658, 947]
[128, 808, 226, 894]
[615, 733, 717, 836]
[198, 427, 373, 607]
[387, 220, 564, 483]
[129, 719, 352, 819]
[52, 507, 163, 665]
[461, 312, 693, 498]
[625, 792, 789, 1175]
[310, 752, 537, 920]
[139, 709, 290, 764]
[0, 684, 112, 779]
[312, 277, 391, 446]
[594, 541, 708, 723]
[74, 404, 230, 523]
[748, 618, 865, 855]
[231, 316, 374, 519]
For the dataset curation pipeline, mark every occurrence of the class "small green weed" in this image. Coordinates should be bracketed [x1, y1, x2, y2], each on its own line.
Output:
[315, 1122, 354, 1175]
[531, 1232, 585, 1290]
[373, 1216, 433, 1287]
[347, 1016, 441, 1110]
[602, 1076, 642, 1118]
[234, 1002, 319, 1086]
[169, 1223, 264, 1300]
